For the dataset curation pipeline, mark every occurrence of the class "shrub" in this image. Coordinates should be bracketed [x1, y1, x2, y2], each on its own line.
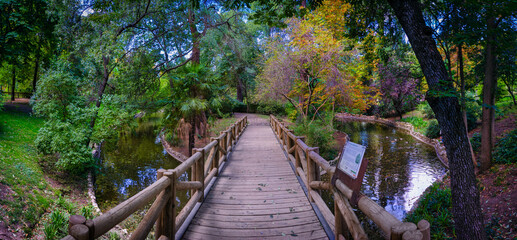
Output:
[425, 119, 441, 139]
[493, 129, 517, 164]
[470, 132, 482, 153]
[292, 120, 337, 160]
[406, 183, 454, 239]
[255, 102, 287, 116]
[400, 116, 428, 133]
[418, 102, 435, 119]
[44, 210, 69, 240]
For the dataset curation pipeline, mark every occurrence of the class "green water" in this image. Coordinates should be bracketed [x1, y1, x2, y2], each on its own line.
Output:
[94, 116, 189, 211]
[333, 120, 447, 238]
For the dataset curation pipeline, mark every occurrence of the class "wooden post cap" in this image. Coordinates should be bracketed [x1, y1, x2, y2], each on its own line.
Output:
[402, 230, 423, 240]
[70, 224, 89, 240]
[68, 215, 86, 231]
[391, 222, 417, 240]
[417, 219, 430, 230]
[417, 220, 431, 240]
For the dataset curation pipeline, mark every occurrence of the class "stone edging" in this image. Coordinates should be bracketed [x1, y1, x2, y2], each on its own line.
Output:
[160, 133, 188, 162]
[89, 144, 129, 238]
[335, 113, 449, 168]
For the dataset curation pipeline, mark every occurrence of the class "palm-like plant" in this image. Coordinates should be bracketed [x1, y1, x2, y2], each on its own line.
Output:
[165, 64, 222, 156]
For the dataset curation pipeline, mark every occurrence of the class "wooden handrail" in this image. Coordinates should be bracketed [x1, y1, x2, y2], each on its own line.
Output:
[64, 116, 248, 240]
[269, 115, 430, 240]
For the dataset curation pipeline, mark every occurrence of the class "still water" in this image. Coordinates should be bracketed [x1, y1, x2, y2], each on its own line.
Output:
[94, 116, 189, 211]
[334, 120, 447, 220]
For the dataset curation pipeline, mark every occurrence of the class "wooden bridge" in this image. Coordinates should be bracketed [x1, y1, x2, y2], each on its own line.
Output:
[64, 114, 430, 240]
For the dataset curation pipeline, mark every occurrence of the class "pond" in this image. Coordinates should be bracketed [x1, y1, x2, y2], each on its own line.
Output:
[334, 120, 447, 234]
[94, 115, 189, 211]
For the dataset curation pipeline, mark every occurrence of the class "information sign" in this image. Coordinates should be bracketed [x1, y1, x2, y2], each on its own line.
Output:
[338, 142, 366, 179]
[332, 141, 368, 206]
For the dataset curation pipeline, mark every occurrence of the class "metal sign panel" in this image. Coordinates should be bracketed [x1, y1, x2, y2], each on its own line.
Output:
[338, 142, 366, 179]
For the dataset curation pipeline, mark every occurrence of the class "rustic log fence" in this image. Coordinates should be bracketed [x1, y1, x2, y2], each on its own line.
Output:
[63, 116, 248, 240]
[270, 115, 431, 240]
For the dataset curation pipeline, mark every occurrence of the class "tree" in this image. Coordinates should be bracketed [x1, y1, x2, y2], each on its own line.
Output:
[378, 56, 422, 119]
[386, 1, 485, 238]
[338, 0, 486, 237]
[257, 16, 376, 122]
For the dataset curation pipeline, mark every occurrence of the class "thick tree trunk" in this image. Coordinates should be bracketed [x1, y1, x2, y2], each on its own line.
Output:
[187, 6, 200, 156]
[480, 17, 497, 172]
[11, 66, 16, 101]
[387, 1, 486, 239]
[33, 56, 40, 93]
[236, 77, 244, 102]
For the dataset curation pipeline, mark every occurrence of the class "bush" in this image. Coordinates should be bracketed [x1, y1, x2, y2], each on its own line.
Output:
[292, 120, 337, 160]
[425, 119, 441, 139]
[406, 183, 454, 239]
[493, 129, 517, 164]
[255, 102, 287, 116]
[470, 132, 482, 153]
[44, 210, 69, 240]
[400, 116, 428, 133]
[464, 92, 481, 131]
[418, 102, 435, 119]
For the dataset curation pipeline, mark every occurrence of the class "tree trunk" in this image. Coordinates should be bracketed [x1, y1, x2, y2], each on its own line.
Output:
[387, 1, 486, 239]
[33, 55, 40, 93]
[188, 118, 195, 157]
[87, 55, 110, 146]
[11, 66, 16, 101]
[236, 77, 244, 102]
[189, 9, 200, 65]
[502, 79, 516, 105]
[480, 17, 497, 172]
[458, 44, 477, 167]
[187, 5, 201, 156]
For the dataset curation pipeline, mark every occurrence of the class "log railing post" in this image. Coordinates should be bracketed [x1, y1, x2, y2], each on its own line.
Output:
[211, 137, 219, 176]
[68, 215, 92, 240]
[162, 171, 175, 240]
[155, 169, 166, 238]
[194, 148, 205, 202]
[306, 147, 316, 202]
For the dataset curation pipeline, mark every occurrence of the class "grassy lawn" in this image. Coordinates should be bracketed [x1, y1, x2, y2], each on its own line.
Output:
[0, 110, 94, 239]
[209, 116, 239, 137]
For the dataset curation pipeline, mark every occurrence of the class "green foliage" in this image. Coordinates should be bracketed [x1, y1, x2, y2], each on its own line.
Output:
[32, 62, 95, 173]
[400, 116, 428, 133]
[44, 210, 69, 240]
[470, 132, 482, 153]
[425, 119, 441, 139]
[464, 91, 481, 131]
[292, 120, 337, 160]
[417, 102, 435, 119]
[255, 102, 287, 116]
[493, 129, 517, 164]
[406, 183, 454, 239]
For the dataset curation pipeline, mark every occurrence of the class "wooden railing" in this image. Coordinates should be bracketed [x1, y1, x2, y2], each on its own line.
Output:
[1, 91, 32, 99]
[63, 116, 248, 240]
[270, 115, 431, 240]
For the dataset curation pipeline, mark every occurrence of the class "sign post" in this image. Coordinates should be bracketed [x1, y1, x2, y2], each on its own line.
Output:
[331, 141, 368, 206]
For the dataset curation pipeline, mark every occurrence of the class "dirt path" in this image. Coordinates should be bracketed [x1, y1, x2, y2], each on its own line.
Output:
[2, 98, 32, 114]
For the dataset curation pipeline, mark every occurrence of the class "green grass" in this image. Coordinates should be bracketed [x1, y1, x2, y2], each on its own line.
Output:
[0, 110, 95, 238]
[209, 116, 238, 137]
[400, 116, 429, 134]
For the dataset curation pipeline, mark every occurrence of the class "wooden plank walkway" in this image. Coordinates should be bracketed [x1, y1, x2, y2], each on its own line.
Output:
[182, 115, 329, 240]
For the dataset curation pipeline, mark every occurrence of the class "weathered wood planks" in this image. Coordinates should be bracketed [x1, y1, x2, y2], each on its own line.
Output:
[183, 117, 328, 239]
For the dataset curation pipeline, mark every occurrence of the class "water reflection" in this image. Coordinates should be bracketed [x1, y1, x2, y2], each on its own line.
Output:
[95, 117, 187, 211]
[335, 120, 447, 220]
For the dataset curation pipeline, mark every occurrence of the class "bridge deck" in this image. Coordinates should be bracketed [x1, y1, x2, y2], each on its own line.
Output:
[182, 116, 328, 239]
